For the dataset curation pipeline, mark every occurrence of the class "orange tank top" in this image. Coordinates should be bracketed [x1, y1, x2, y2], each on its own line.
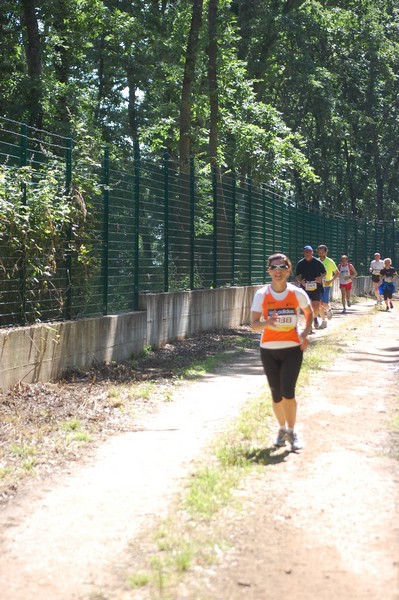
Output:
[261, 286, 301, 346]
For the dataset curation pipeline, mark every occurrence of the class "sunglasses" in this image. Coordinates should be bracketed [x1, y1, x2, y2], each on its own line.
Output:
[269, 264, 289, 270]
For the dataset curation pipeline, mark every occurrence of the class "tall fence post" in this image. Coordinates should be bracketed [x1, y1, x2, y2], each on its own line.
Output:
[65, 136, 73, 320]
[231, 172, 236, 286]
[383, 221, 387, 258]
[164, 149, 169, 292]
[212, 164, 218, 288]
[19, 124, 27, 325]
[272, 196, 276, 252]
[133, 139, 140, 311]
[353, 216, 358, 267]
[247, 173, 252, 285]
[262, 184, 266, 281]
[102, 146, 109, 315]
[189, 156, 195, 290]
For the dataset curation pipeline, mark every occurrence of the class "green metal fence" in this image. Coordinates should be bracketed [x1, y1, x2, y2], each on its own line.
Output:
[0, 116, 397, 327]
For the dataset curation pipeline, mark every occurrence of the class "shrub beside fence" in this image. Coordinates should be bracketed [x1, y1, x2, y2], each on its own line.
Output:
[0, 116, 397, 327]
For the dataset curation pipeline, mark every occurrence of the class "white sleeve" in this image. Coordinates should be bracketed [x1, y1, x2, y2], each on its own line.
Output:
[251, 288, 266, 313]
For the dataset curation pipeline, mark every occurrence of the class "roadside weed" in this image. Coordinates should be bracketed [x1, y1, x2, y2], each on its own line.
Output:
[0, 467, 11, 479]
[10, 443, 37, 458]
[61, 418, 81, 431]
[127, 572, 150, 588]
[60, 419, 91, 444]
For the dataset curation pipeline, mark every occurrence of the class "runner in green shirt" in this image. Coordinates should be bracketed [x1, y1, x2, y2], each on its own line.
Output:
[317, 245, 339, 328]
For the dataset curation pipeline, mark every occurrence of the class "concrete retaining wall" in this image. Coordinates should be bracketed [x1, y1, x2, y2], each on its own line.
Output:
[0, 285, 256, 391]
[0, 278, 371, 391]
[142, 286, 256, 348]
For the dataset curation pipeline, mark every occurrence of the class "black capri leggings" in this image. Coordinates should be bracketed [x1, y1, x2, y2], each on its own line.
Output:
[260, 345, 303, 403]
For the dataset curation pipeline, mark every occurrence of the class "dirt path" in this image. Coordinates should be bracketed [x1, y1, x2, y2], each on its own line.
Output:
[0, 351, 265, 599]
[176, 302, 399, 600]
[1, 299, 399, 599]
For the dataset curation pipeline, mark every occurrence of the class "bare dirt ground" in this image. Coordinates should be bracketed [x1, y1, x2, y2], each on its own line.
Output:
[1, 297, 399, 600]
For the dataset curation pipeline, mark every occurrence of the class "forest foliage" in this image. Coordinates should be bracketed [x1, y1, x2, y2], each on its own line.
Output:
[1, 0, 399, 221]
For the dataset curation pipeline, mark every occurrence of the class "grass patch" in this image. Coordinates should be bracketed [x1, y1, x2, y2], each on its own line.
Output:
[125, 390, 273, 597]
[60, 419, 91, 444]
[10, 443, 37, 458]
[175, 334, 256, 380]
[22, 458, 37, 471]
[185, 466, 240, 517]
[127, 572, 151, 588]
[179, 354, 230, 379]
[69, 431, 91, 443]
[390, 412, 399, 460]
[61, 418, 81, 432]
[0, 466, 11, 479]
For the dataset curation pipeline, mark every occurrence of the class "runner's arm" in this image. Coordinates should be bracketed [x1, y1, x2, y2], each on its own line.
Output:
[250, 311, 277, 332]
[299, 305, 313, 350]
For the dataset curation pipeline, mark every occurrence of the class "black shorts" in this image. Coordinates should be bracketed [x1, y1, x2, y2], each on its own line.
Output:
[302, 286, 321, 302]
[260, 345, 303, 403]
[371, 274, 381, 283]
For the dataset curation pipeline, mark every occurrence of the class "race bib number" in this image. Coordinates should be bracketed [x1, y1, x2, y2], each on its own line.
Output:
[305, 281, 317, 291]
[267, 309, 298, 331]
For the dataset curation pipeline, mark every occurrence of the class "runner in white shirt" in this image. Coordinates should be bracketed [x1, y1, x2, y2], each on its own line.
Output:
[369, 252, 384, 304]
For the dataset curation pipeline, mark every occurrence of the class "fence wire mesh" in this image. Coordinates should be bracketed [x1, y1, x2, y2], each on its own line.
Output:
[0, 116, 397, 326]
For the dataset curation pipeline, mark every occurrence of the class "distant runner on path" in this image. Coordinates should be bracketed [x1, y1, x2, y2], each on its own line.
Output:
[369, 252, 384, 305]
[317, 244, 339, 329]
[338, 255, 357, 313]
[379, 257, 397, 312]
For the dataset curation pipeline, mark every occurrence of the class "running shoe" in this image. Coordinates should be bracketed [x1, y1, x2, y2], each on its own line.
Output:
[390, 301, 394, 309]
[314, 318, 320, 329]
[342, 307, 346, 313]
[319, 320, 327, 329]
[386, 306, 390, 311]
[327, 308, 333, 320]
[286, 430, 302, 451]
[274, 428, 287, 447]
[347, 300, 351, 307]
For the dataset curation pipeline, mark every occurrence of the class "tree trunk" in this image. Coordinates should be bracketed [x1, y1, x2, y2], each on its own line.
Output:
[207, 0, 218, 166]
[21, 0, 43, 129]
[179, 0, 203, 173]
[126, 68, 139, 140]
[52, 0, 70, 129]
[372, 131, 384, 221]
[343, 139, 357, 217]
[207, 0, 231, 284]
[94, 34, 106, 125]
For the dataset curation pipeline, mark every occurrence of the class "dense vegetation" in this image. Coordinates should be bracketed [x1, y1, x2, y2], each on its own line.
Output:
[1, 1, 398, 220]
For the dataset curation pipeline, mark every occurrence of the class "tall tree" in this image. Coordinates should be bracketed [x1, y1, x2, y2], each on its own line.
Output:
[21, 0, 43, 129]
[207, 0, 219, 166]
[179, 0, 204, 172]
